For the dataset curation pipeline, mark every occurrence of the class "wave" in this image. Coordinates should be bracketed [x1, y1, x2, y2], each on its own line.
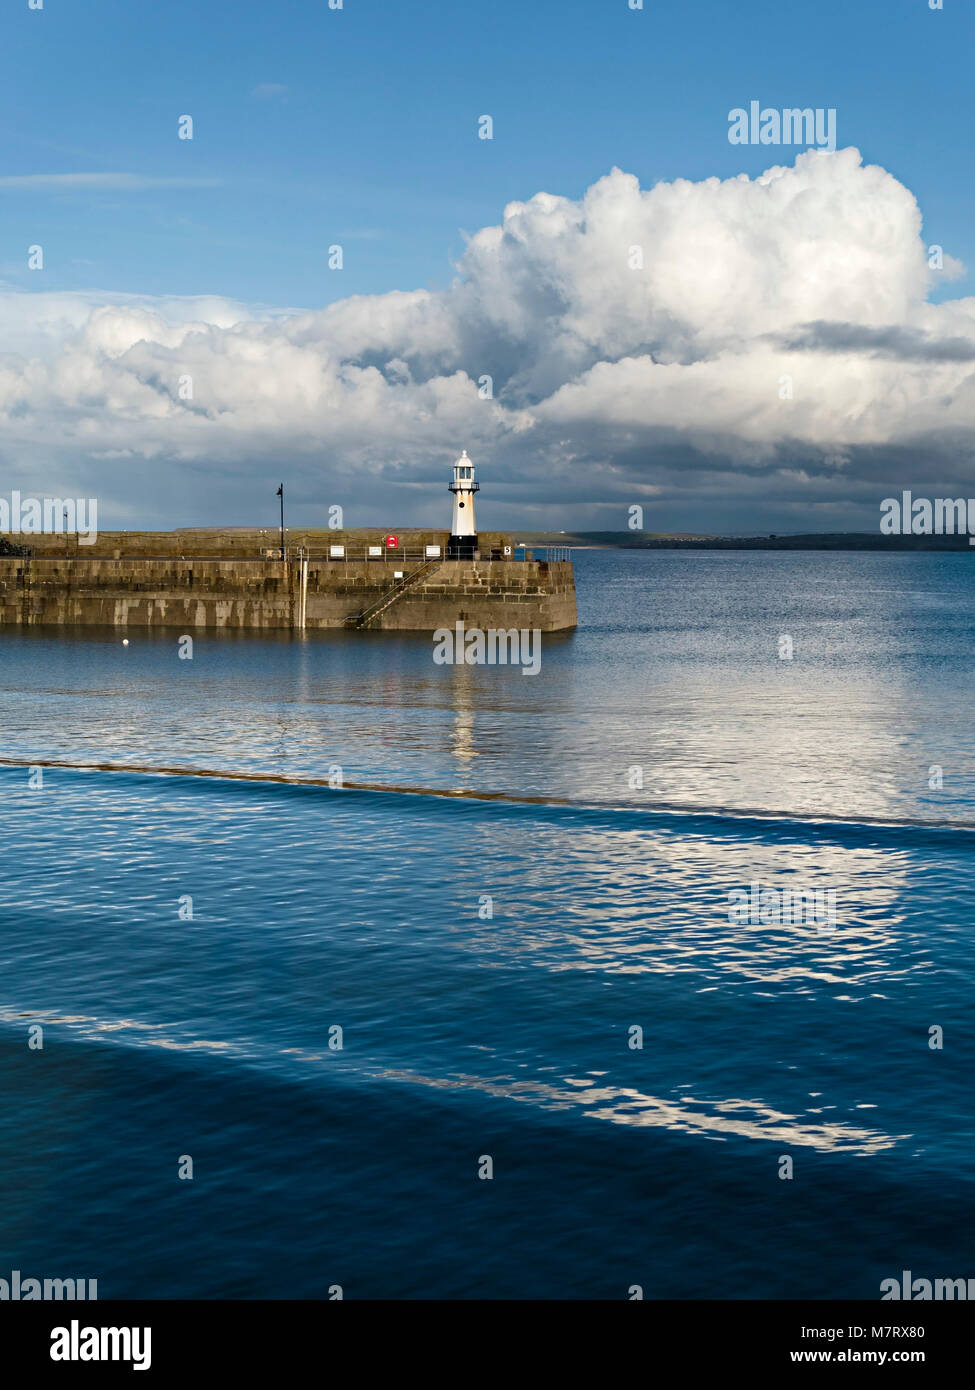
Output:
[2, 753, 975, 850]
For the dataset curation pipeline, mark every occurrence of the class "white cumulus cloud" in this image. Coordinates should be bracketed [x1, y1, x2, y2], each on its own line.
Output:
[0, 147, 973, 532]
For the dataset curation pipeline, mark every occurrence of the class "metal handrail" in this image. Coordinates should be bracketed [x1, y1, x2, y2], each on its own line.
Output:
[346, 556, 442, 629]
[312, 549, 441, 565]
[512, 545, 572, 562]
[10, 544, 570, 564]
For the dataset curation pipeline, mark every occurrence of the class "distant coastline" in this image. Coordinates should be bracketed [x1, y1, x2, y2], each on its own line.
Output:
[513, 531, 975, 552]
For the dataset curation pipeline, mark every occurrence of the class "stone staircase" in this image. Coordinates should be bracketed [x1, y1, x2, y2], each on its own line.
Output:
[345, 557, 442, 630]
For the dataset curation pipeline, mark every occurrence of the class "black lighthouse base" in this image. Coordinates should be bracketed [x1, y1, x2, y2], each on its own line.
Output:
[447, 533, 478, 560]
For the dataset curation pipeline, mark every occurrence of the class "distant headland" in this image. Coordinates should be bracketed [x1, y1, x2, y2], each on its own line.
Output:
[513, 531, 975, 552]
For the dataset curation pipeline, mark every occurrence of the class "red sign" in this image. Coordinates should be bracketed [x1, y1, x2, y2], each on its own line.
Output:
[385, 535, 399, 548]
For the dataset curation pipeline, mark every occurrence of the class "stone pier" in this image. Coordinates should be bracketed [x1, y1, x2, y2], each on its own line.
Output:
[0, 534, 577, 633]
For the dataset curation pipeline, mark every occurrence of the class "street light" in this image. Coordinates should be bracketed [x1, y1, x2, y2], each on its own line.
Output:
[276, 484, 285, 561]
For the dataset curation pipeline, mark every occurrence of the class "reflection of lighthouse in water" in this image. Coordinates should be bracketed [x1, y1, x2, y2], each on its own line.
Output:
[449, 660, 478, 777]
[447, 449, 479, 559]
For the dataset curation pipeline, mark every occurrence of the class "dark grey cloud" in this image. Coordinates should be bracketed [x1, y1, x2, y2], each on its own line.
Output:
[775, 321, 975, 362]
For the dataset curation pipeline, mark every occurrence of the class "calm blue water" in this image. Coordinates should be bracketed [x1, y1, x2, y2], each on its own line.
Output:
[1, 550, 974, 1298]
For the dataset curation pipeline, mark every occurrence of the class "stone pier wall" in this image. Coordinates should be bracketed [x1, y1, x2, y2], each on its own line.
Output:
[0, 557, 577, 632]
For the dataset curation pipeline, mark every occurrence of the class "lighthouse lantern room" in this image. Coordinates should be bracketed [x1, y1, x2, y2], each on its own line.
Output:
[447, 449, 480, 559]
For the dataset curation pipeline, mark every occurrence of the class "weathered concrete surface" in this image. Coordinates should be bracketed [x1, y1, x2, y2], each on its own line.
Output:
[373, 560, 576, 631]
[0, 557, 577, 632]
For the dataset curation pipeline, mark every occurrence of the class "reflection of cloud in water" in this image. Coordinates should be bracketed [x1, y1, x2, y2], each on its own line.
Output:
[0, 1008, 235, 1056]
[0, 1008, 904, 1155]
[378, 1067, 900, 1155]
[457, 821, 914, 989]
[596, 661, 919, 822]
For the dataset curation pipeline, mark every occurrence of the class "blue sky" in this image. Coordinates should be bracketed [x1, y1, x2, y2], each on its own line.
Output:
[2, 0, 974, 533]
[3, 0, 971, 307]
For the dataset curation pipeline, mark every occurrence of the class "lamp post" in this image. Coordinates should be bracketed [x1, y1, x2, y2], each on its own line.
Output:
[276, 484, 285, 561]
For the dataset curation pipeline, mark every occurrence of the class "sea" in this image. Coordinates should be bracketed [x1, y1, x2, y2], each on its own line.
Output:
[1, 549, 973, 1299]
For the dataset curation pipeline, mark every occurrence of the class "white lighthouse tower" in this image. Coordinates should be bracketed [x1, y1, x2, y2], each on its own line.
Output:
[447, 449, 479, 559]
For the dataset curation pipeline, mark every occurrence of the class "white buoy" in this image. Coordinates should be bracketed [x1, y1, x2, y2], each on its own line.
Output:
[122, 639, 129, 646]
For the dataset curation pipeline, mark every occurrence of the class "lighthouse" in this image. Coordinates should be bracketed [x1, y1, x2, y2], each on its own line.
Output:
[447, 449, 479, 559]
